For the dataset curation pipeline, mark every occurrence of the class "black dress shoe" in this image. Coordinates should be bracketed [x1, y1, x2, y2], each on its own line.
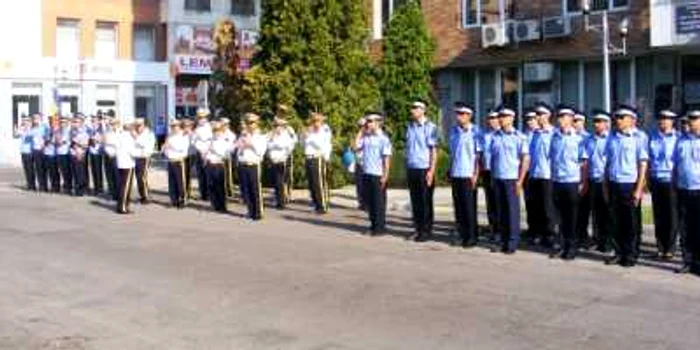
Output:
[620, 259, 636, 268]
[675, 264, 692, 274]
[462, 239, 478, 248]
[504, 248, 516, 255]
[605, 255, 622, 265]
[414, 233, 430, 242]
[562, 250, 577, 261]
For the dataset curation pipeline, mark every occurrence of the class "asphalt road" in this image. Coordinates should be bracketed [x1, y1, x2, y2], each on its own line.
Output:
[1, 168, 699, 350]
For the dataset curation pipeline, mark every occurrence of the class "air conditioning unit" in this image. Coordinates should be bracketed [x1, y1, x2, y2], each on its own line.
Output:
[523, 62, 555, 82]
[542, 16, 572, 39]
[482, 22, 510, 48]
[524, 92, 555, 109]
[513, 20, 541, 42]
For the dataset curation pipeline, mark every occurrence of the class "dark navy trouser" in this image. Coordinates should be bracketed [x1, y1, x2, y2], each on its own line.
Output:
[493, 179, 520, 251]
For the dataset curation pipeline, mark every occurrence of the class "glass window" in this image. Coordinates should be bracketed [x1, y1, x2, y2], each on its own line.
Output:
[585, 62, 604, 115]
[133, 25, 155, 61]
[185, 0, 211, 11]
[382, 0, 411, 28]
[95, 22, 117, 60]
[56, 19, 80, 60]
[232, 0, 255, 16]
[478, 69, 496, 120]
[462, 0, 513, 27]
[569, 0, 628, 12]
[559, 62, 580, 108]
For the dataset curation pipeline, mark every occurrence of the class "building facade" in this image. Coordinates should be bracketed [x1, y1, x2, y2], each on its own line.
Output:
[372, 0, 700, 132]
[164, 0, 260, 117]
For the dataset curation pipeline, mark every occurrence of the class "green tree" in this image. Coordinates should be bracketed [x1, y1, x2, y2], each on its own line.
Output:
[379, 0, 436, 149]
[210, 19, 250, 128]
[250, 0, 380, 188]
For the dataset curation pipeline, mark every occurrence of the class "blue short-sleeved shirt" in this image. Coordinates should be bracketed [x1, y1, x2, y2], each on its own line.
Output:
[19, 129, 32, 154]
[480, 128, 497, 171]
[358, 131, 392, 176]
[405, 118, 438, 169]
[581, 132, 609, 182]
[606, 129, 649, 184]
[550, 129, 584, 183]
[528, 127, 554, 179]
[490, 128, 529, 180]
[56, 127, 72, 155]
[673, 132, 700, 190]
[448, 124, 481, 178]
[648, 129, 678, 182]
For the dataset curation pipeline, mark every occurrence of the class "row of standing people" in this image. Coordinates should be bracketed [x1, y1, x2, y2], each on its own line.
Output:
[351, 101, 700, 275]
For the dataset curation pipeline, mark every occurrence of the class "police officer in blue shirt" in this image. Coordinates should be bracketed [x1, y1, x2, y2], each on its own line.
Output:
[527, 104, 557, 248]
[649, 110, 680, 260]
[70, 115, 90, 196]
[88, 114, 106, 195]
[15, 116, 36, 190]
[405, 101, 438, 242]
[574, 111, 594, 248]
[480, 111, 501, 241]
[448, 102, 481, 247]
[28, 114, 47, 192]
[581, 110, 613, 252]
[673, 110, 700, 275]
[490, 107, 530, 254]
[354, 113, 392, 236]
[56, 116, 73, 194]
[604, 106, 649, 267]
[43, 117, 61, 193]
[550, 107, 587, 260]
[522, 110, 539, 243]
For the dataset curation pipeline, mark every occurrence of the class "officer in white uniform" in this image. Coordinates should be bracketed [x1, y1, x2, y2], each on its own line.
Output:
[193, 108, 213, 200]
[115, 122, 137, 214]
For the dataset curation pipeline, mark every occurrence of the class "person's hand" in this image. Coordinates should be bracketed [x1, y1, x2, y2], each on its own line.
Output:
[380, 175, 388, 190]
[425, 170, 435, 186]
[469, 177, 478, 190]
[515, 182, 523, 196]
[632, 189, 643, 206]
[579, 182, 589, 196]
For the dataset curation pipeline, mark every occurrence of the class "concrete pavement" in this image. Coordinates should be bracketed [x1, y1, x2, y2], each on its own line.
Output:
[0, 168, 698, 350]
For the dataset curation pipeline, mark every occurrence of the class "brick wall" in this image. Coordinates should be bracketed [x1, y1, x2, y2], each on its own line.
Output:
[420, 0, 650, 69]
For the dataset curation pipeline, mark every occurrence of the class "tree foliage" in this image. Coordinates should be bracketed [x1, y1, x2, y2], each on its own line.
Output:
[247, 0, 381, 187]
[379, 0, 436, 148]
[210, 19, 250, 128]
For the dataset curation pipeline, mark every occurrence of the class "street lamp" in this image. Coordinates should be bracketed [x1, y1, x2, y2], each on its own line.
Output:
[581, 0, 629, 112]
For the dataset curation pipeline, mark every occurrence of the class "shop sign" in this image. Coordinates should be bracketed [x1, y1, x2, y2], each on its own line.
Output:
[677, 3, 700, 34]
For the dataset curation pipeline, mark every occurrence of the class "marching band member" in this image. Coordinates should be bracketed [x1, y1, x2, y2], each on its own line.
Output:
[132, 117, 156, 204]
[405, 101, 438, 241]
[183, 118, 196, 200]
[193, 108, 213, 201]
[447, 103, 480, 247]
[303, 112, 333, 214]
[267, 117, 297, 209]
[56, 117, 73, 194]
[103, 117, 120, 200]
[115, 121, 137, 214]
[70, 115, 90, 197]
[28, 114, 48, 192]
[604, 106, 649, 268]
[162, 120, 190, 208]
[490, 107, 530, 254]
[220, 117, 237, 198]
[648, 110, 680, 260]
[205, 121, 232, 213]
[236, 113, 268, 220]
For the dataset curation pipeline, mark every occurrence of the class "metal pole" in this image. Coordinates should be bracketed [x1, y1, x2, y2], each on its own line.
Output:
[602, 11, 612, 112]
